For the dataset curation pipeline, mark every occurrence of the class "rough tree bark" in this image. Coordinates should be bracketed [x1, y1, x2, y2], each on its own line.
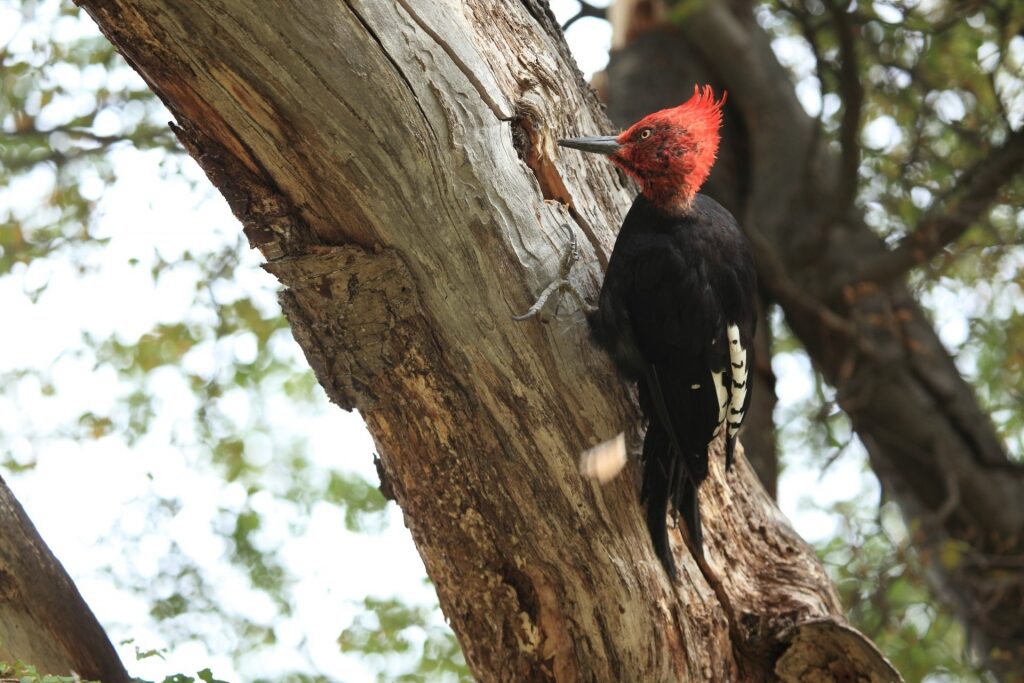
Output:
[70, 0, 902, 680]
[603, 1, 1024, 678]
[0, 476, 129, 682]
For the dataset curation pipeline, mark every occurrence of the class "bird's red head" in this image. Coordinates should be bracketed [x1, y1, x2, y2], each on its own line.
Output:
[560, 85, 726, 211]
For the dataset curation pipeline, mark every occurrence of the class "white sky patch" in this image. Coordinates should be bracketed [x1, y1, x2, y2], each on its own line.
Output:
[822, 93, 842, 120]
[795, 78, 824, 117]
[869, 64, 912, 90]
[965, 12, 986, 29]
[861, 115, 903, 151]
[909, 186, 933, 209]
[994, 36, 1024, 128]
[928, 90, 967, 123]
[550, 0, 613, 80]
[872, 1, 904, 24]
[978, 42, 1000, 73]
[771, 36, 817, 78]
[772, 351, 814, 406]
[1010, 35, 1024, 65]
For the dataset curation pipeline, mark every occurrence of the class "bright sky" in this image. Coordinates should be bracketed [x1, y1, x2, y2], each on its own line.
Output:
[3, 0, 975, 681]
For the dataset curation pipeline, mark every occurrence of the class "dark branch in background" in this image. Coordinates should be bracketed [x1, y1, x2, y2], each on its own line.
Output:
[681, 2, 805, 123]
[743, 217, 869, 352]
[850, 126, 1024, 287]
[827, 0, 864, 216]
[562, 0, 607, 31]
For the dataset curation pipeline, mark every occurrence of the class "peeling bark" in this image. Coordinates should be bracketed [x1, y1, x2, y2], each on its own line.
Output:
[73, 1, 900, 680]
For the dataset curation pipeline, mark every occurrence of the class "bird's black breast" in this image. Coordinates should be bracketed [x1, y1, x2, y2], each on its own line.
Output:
[588, 193, 756, 379]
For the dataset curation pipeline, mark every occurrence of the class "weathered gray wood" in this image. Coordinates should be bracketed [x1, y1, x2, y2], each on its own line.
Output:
[75, 0, 899, 679]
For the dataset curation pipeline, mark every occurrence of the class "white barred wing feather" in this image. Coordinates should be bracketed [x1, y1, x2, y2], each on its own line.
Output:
[726, 324, 748, 437]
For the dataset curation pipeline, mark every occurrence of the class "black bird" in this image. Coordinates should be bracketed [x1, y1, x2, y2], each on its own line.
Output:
[558, 86, 757, 577]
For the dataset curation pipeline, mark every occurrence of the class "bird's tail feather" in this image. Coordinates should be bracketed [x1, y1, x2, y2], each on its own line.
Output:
[680, 476, 703, 558]
[641, 421, 676, 578]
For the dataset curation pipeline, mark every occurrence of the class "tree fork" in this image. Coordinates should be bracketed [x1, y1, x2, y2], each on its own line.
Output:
[74, 0, 899, 680]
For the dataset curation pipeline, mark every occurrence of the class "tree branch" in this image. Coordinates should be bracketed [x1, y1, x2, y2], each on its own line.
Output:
[774, 2, 835, 212]
[743, 217, 871, 354]
[827, 0, 864, 215]
[850, 126, 1024, 287]
[0, 476, 131, 682]
[679, 2, 803, 126]
[562, 0, 607, 31]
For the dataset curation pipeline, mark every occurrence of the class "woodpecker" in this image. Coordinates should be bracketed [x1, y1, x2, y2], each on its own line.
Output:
[559, 86, 757, 577]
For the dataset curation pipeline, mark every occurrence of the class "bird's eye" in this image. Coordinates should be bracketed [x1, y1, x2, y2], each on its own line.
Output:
[639, 129, 652, 140]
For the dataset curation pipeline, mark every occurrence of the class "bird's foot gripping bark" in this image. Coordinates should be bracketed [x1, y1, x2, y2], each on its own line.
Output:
[512, 224, 595, 322]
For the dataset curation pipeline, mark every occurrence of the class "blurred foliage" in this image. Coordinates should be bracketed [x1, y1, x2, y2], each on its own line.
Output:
[1, 0, 457, 681]
[772, 323, 990, 680]
[0, 660, 98, 683]
[818, 498, 989, 682]
[755, 0, 1024, 679]
[0, 0, 175, 274]
[337, 596, 470, 683]
[155, 669, 230, 683]
[754, 1, 1023, 677]
[0, 655, 234, 683]
[764, 0, 1024, 457]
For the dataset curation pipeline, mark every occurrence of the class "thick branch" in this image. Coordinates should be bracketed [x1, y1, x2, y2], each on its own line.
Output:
[777, 4, 827, 169]
[744, 218, 864, 346]
[675, 1, 819, 242]
[0, 476, 130, 682]
[852, 126, 1024, 287]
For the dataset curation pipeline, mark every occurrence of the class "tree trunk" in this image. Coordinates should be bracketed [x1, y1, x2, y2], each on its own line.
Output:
[75, 0, 899, 680]
[603, 2, 1024, 678]
[0, 476, 130, 682]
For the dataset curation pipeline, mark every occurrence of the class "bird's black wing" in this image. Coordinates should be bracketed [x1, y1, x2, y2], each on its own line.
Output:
[688, 195, 758, 469]
[624, 236, 728, 467]
[607, 233, 730, 566]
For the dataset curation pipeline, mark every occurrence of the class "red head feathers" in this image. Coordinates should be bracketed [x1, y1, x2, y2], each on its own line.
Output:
[559, 85, 727, 211]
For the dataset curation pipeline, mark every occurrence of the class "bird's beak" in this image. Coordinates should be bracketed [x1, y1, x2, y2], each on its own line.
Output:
[557, 135, 622, 156]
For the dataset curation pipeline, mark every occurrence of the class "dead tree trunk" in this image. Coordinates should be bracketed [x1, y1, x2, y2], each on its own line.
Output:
[0, 476, 130, 682]
[75, 1, 899, 680]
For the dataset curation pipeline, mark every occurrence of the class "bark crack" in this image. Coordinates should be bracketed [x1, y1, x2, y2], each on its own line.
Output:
[341, 0, 438, 148]
[688, 524, 748, 668]
[511, 94, 611, 270]
[395, 0, 511, 120]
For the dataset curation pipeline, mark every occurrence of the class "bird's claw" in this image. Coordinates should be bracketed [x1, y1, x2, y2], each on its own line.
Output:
[512, 225, 592, 322]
